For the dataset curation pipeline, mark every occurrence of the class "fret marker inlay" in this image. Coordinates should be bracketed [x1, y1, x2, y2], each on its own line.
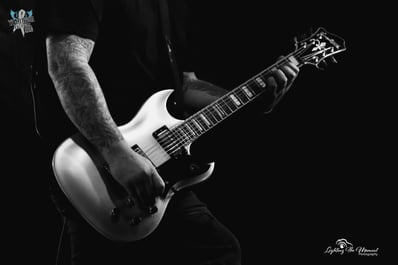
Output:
[255, 77, 266, 88]
[229, 94, 241, 106]
[242, 86, 253, 98]
[192, 120, 203, 131]
[200, 114, 211, 126]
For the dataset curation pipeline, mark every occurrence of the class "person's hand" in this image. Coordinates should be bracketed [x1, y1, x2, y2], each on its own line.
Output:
[104, 141, 165, 212]
[266, 57, 299, 100]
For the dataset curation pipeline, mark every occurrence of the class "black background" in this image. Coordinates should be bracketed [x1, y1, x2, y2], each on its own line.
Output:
[187, 1, 394, 263]
[2, 1, 394, 264]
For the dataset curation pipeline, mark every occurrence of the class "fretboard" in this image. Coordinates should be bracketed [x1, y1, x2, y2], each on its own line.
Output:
[168, 54, 302, 155]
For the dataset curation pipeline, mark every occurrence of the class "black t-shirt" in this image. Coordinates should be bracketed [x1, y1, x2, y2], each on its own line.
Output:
[38, 0, 195, 145]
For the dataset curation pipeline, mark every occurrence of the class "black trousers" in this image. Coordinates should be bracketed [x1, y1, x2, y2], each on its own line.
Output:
[53, 189, 241, 265]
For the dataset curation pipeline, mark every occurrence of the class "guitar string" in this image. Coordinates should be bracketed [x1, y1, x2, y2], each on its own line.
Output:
[141, 46, 310, 160]
[143, 45, 311, 158]
[148, 46, 343, 162]
[140, 45, 312, 161]
[173, 47, 341, 146]
[148, 46, 310, 153]
[160, 47, 310, 148]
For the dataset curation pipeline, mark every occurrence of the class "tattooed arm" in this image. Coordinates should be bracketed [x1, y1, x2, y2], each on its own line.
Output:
[46, 34, 164, 209]
[46, 35, 122, 150]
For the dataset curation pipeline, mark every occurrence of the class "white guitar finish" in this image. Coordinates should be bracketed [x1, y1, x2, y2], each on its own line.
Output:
[52, 89, 215, 242]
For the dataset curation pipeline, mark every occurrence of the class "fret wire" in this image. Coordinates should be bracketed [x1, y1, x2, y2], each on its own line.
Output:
[241, 84, 256, 99]
[202, 105, 225, 124]
[201, 107, 217, 124]
[185, 123, 196, 139]
[166, 86, 255, 154]
[227, 97, 238, 110]
[219, 97, 233, 114]
[181, 125, 194, 141]
[210, 105, 224, 122]
[190, 118, 204, 133]
[165, 48, 306, 155]
[166, 72, 267, 154]
[236, 89, 250, 102]
[230, 92, 244, 106]
[200, 111, 214, 127]
[204, 108, 218, 124]
[214, 103, 227, 118]
[208, 105, 222, 121]
[224, 97, 238, 111]
[180, 124, 194, 141]
[196, 113, 210, 130]
[186, 120, 200, 136]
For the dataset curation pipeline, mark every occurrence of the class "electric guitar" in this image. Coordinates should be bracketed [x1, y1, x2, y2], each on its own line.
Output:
[52, 27, 346, 242]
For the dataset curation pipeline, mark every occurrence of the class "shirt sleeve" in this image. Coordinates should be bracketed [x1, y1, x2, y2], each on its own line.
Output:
[46, 0, 103, 41]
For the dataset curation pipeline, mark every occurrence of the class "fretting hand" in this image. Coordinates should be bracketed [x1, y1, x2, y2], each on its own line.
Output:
[266, 57, 299, 99]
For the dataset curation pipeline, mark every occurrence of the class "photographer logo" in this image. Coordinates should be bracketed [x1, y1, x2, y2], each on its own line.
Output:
[324, 238, 378, 256]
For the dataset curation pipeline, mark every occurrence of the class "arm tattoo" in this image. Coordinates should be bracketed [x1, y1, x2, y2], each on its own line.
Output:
[46, 34, 123, 151]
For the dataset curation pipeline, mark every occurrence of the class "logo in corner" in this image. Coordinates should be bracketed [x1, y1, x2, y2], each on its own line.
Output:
[324, 238, 379, 256]
[8, 9, 35, 37]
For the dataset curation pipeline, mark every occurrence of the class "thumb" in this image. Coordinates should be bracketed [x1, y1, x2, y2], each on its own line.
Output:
[152, 171, 165, 196]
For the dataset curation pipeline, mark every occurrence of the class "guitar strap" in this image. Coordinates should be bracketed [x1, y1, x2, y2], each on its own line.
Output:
[157, 0, 184, 115]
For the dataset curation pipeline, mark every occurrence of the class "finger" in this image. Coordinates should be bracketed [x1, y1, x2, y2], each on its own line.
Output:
[143, 179, 157, 208]
[152, 172, 165, 196]
[266, 75, 279, 97]
[277, 55, 299, 73]
[143, 173, 164, 214]
[272, 68, 288, 91]
[280, 65, 297, 90]
[280, 64, 297, 79]
[286, 61, 299, 74]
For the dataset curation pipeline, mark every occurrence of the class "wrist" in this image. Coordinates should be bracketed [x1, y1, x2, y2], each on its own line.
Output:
[101, 139, 132, 164]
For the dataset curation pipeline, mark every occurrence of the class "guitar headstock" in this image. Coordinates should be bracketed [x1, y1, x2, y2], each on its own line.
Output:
[294, 27, 346, 68]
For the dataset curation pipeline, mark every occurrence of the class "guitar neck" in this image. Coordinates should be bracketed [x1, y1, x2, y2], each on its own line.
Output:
[167, 52, 302, 152]
[155, 27, 347, 157]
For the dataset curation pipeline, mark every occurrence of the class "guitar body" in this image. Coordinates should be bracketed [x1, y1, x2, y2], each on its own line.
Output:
[52, 89, 215, 242]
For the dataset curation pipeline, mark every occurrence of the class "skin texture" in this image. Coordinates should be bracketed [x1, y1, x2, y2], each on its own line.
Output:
[46, 34, 298, 210]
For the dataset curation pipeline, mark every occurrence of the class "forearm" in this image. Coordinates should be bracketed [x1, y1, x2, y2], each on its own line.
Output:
[47, 35, 127, 158]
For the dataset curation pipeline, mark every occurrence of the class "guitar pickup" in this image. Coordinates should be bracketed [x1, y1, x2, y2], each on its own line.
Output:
[153, 126, 179, 156]
[153, 125, 172, 139]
